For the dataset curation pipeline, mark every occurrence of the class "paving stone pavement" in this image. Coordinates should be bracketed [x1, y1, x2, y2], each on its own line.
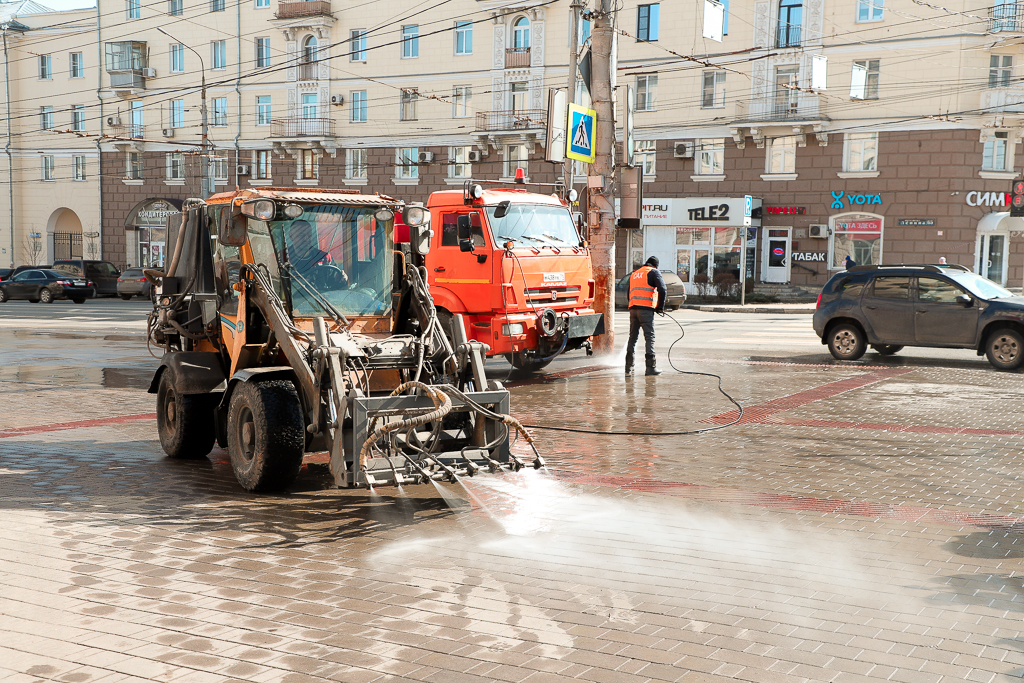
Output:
[4, 319, 1024, 683]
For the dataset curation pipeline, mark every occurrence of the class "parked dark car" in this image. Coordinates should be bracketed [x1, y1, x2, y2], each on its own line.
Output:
[117, 268, 152, 300]
[614, 270, 687, 310]
[0, 268, 94, 303]
[0, 268, 13, 282]
[813, 264, 1024, 370]
[9, 264, 51, 279]
[51, 259, 120, 297]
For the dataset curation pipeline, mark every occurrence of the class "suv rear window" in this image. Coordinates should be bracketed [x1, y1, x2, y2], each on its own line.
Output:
[53, 263, 83, 276]
[86, 262, 119, 277]
[871, 277, 911, 299]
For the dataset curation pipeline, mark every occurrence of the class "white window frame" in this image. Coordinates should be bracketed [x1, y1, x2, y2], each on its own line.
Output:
[448, 146, 472, 178]
[843, 132, 878, 174]
[73, 155, 86, 181]
[400, 89, 418, 121]
[695, 138, 724, 176]
[637, 3, 660, 41]
[350, 90, 367, 122]
[346, 148, 368, 179]
[71, 105, 85, 131]
[39, 55, 51, 80]
[764, 136, 797, 177]
[127, 0, 140, 19]
[256, 96, 271, 126]
[255, 38, 270, 68]
[983, 131, 1011, 172]
[635, 140, 656, 177]
[701, 71, 725, 109]
[856, 0, 883, 23]
[503, 143, 528, 179]
[396, 147, 419, 179]
[170, 44, 184, 73]
[169, 0, 183, 15]
[455, 21, 472, 55]
[255, 0, 269, 8]
[69, 52, 83, 79]
[850, 59, 880, 100]
[166, 152, 184, 180]
[41, 155, 55, 181]
[350, 30, 367, 62]
[990, 55, 1013, 88]
[635, 75, 657, 112]
[212, 155, 228, 181]
[401, 25, 419, 59]
[167, 99, 184, 128]
[211, 40, 227, 70]
[40, 106, 53, 130]
[212, 97, 227, 126]
[253, 150, 272, 179]
[126, 152, 144, 180]
[453, 86, 472, 118]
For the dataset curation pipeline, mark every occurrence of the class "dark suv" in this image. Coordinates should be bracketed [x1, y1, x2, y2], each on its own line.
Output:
[813, 264, 1024, 371]
[51, 259, 120, 297]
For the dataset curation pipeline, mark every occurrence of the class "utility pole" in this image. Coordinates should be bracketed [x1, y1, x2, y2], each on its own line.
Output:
[589, 0, 616, 355]
[157, 27, 209, 198]
[563, 0, 583, 187]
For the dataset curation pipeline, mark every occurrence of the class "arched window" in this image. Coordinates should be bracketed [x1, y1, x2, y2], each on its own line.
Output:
[513, 17, 530, 49]
[303, 35, 318, 63]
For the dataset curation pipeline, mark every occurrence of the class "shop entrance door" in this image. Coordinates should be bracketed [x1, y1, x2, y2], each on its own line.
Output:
[977, 233, 1008, 285]
[762, 228, 791, 283]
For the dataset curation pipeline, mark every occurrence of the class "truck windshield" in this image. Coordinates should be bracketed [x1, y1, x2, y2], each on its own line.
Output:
[265, 204, 393, 317]
[485, 203, 581, 247]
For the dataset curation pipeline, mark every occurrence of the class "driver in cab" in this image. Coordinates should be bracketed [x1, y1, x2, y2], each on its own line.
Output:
[286, 219, 349, 289]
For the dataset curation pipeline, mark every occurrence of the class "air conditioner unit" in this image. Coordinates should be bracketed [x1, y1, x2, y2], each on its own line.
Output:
[162, 128, 174, 138]
[106, 116, 121, 126]
[466, 150, 481, 163]
[417, 151, 434, 163]
[673, 142, 694, 158]
[142, 68, 156, 78]
[809, 224, 827, 238]
[330, 94, 344, 106]
[236, 164, 250, 175]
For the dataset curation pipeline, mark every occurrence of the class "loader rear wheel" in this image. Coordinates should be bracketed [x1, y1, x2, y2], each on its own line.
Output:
[157, 371, 216, 459]
[506, 352, 553, 372]
[226, 379, 305, 492]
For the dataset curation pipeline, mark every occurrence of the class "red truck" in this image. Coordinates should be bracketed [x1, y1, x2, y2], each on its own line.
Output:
[418, 182, 603, 370]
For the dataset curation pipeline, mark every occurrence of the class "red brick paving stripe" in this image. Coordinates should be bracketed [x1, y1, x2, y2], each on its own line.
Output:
[769, 416, 1024, 437]
[0, 413, 157, 438]
[551, 470, 1024, 532]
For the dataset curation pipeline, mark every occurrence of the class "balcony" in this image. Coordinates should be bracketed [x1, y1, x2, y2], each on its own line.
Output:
[776, 23, 801, 48]
[475, 109, 545, 132]
[275, 0, 331, 18]
[109, 70, 145, 91]
[297, 62, 318, 81]
[505, 47, 530, 68]
[981, 87, 1024, 115]
[271, 117, 335, 137]
[733, 95, 827, 124]
[992, 4, 1024, 32]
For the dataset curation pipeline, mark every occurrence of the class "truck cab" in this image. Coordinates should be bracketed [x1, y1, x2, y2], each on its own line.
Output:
[423, 185, 603, 370]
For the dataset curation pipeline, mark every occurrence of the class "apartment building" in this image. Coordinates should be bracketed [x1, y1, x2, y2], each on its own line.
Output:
[4, 0, 1024, 296]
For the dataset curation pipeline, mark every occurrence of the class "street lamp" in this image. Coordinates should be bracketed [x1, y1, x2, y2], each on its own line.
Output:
[156, 27, 209, 198]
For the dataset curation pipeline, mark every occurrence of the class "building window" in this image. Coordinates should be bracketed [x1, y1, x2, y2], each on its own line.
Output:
[255, 38, 270, 67]
[637, 4, 659, 41]
[449, 146, 472, 178]
[766, 136, 797, 174]
[69, 52, 83, 78]
[40, 106, 53, 130]
[513, 17, 530, 48]
[211, 0, 224, 11]
[696, 139, 724, 175]
[170, 43, 184, 73]
[169, 0, 182, 15]
[168, 99, 184, 128]
[254, 150, 271, 179]
[299, 150, 318, 180]
[127, 0, 141, 19]
[346, 148, 367, 179]
[774, 65, 799, 115]
[455, 21, 473, 54]
[211, 155, 228, 181]
[350, 90, 367, 122]
[127, 152, 143, 180]
[256, 96, 271, 125]
[212, 97, 227, 126]
[73, 156, 86, 181]
[701, 71, 725, 108]
[130, 100, 144, 138]
[723, 0, 729, 33]
[844, 132, 878, 172]
[401, 25, 419, 58]
[400, 89, 418, 121]
[453, 86, 472, 118]
[851, 59, 880, 99]
[350, 30, 366, 61]
[396, 147, 418, 179]
[41, 156, 54, 181]
[990, 55, 1013, 87]
[71, 105, 85, 131]
[504, 143, 528, 178]
[830, 213, 882, 270]
[635, 75, 657, 111]
[255, 0, 269, 7]
[166, 152, 184, 179]
[301, 93, 317, 119]
[857, 0, 883, 22]
[212, 40, 226, 70]
[984, 131, 1010, 171]
[777, 0, 802, 48]
[39, 55, 51, 80]
[635, 140, 656, 176]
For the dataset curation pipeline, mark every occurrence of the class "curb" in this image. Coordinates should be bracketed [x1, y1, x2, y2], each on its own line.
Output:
[679, 304, 815, 315]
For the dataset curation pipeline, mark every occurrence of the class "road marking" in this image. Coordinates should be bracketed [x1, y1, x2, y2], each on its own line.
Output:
[0, 413, 156, 438]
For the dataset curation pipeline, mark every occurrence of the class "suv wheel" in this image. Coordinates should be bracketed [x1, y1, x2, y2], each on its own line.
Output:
[871, 344, 903, 356]
[827, 323, 866, 361]
[986, 328, 1024, 371]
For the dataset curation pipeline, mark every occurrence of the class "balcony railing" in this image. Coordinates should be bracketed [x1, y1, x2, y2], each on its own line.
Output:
[270, 117, 335, 137]
[733, 96, 827, 123]
[475, 109, 545, 131]
[505, 47, 530, 68]
[981, 87, 1024, 114]
[109, 70, 145, 90]
[776, 23, 801, 48]
[275, 0, 331, 18]
[297, 62, 318, 81]
[992, 4, 1024, 32]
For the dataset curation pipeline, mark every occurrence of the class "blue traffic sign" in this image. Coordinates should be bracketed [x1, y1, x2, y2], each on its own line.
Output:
[566, 103, 596, 163]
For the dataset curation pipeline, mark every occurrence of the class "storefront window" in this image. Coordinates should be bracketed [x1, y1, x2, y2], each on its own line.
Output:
[675, 227, 711, 245]
[830, 213, 882, 269]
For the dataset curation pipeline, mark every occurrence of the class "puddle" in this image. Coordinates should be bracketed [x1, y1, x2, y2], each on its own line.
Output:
[0, 365, 153, 389]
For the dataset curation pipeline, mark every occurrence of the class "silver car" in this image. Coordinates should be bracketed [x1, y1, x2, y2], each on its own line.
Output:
[117, 268, 152, 300]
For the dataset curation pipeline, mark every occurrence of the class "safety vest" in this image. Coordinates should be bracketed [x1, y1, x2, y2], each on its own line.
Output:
[628, 266, 658, 309]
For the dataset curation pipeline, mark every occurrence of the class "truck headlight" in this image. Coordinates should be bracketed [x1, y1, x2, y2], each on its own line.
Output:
[253, 199, 275, 221]
[502, 323, 525, 336]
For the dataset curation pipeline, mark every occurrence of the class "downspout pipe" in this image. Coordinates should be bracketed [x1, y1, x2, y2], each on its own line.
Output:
[95, 4, 104, 263]
[234, 0, 241, 189]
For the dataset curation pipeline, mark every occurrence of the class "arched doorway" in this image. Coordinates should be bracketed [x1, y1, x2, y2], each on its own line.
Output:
[125, 198, 183, 267]
[46, 208, 83, 263]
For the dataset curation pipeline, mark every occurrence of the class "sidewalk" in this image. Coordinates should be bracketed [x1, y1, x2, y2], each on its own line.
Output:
[680, 302, 817, 314]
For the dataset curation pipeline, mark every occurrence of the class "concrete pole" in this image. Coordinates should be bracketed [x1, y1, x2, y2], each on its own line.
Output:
[562, 0, 582, 187]
[589, 0, 616, 355]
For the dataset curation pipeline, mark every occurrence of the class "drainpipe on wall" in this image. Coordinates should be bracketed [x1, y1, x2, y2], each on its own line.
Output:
[234, 0, 241, 189]
[3, 24, 15, 268]
[95, 3, 105, 262]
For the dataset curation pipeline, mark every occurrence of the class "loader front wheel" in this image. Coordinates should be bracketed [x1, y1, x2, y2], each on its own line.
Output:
[157, 371, 216, 459]
[227, 379, 305, 492]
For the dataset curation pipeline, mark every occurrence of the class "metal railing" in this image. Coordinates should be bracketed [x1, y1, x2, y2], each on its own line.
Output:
[733, 96, 828, 122]
[297, 62, 319, 81]
[776, 23, 801, 48]
[981, 86, 1024, 114]
[505, 47, 530, 68]
[270, 117, 335, 137]
[275, 0, 331, 18]
[475, 109, 545, 131]
[992, 3, 1024, 32]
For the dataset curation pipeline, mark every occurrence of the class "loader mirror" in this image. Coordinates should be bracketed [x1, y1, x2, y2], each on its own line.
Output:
[409, 224, 431, 255]
[220, 206, 248, 246]
[493, 200, 511, 219]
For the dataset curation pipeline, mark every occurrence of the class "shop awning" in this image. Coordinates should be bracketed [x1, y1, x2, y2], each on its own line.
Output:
[978, 212, 1024, 232]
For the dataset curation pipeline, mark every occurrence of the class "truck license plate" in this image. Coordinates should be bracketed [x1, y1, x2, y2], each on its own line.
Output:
[543, 272, 565, 282]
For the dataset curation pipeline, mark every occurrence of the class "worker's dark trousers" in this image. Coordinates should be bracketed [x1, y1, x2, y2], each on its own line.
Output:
[626, 307, 656, 358]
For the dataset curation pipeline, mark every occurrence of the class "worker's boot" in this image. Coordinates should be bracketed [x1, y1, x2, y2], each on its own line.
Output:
[645, 353, 662, 376]
[624, 353, 634, 376]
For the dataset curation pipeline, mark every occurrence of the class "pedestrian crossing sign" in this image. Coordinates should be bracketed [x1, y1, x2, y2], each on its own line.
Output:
[566, 103, 597, 163]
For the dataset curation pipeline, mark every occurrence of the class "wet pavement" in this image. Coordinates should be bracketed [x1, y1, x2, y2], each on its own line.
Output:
[3, 299, 1024, 683]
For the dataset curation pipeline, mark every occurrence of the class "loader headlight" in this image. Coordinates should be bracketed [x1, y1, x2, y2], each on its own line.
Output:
[403, 203, 428, 227]
[374, 208, 395, 223]
[253, 199, 276, 221]
[502, 323, 525, 336]
[282, 203, 304, 218]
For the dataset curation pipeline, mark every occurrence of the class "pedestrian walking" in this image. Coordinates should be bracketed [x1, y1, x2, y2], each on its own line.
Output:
[844, 255, 856, 270]
[625, 256, 668, 376]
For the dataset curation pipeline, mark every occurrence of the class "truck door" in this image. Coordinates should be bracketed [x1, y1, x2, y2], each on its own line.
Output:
[434, 211, 491, 308]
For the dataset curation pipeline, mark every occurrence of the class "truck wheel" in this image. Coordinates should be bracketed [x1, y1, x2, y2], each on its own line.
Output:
[507, 352, 554, 372]
[156, 371, 216, 459]
[226, 379, 305, 492]
[826, 323, 866, 361]
[986, 328, 1024, 371]
[39, 288, 55, 304]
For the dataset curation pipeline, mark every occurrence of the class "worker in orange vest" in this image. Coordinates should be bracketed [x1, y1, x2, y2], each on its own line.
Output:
[625, 256, 667, 376]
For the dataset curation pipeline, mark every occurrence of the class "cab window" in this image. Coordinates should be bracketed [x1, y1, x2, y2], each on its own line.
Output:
[917, 277, 962, 303]
[870, 277, 911, 299]
[440, 212, 485, 247]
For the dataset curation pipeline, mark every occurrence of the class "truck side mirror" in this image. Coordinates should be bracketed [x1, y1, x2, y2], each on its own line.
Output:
[493, 200, 511, 219]
[410, 224, 432, 255]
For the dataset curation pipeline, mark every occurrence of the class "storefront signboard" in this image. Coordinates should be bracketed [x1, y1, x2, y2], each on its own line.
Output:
[793, 252, 827, 262]
[829, 191, 883, 210]
[965, 191, 1012, 207]
[641, 197, 750, 226]
[765, 206, 806, 215]
[897, 219, 935, 226]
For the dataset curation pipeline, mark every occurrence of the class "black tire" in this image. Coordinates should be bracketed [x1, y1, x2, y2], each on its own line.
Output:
[226, 379, 305, 492]
[986, 328, 1024, 371]
[120, 294, 132, 301]
[39, 288, 55, 304]
[72, 298, 85, 304]
[0, 288, 7, 303]
[28, 298, 40, 303]
[872, 344, 903, 356]
[506, 352, 554, 371]
[826, 323, 866, 361]
[435, 308, 457, 346]
[156, 371, 216, 459]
